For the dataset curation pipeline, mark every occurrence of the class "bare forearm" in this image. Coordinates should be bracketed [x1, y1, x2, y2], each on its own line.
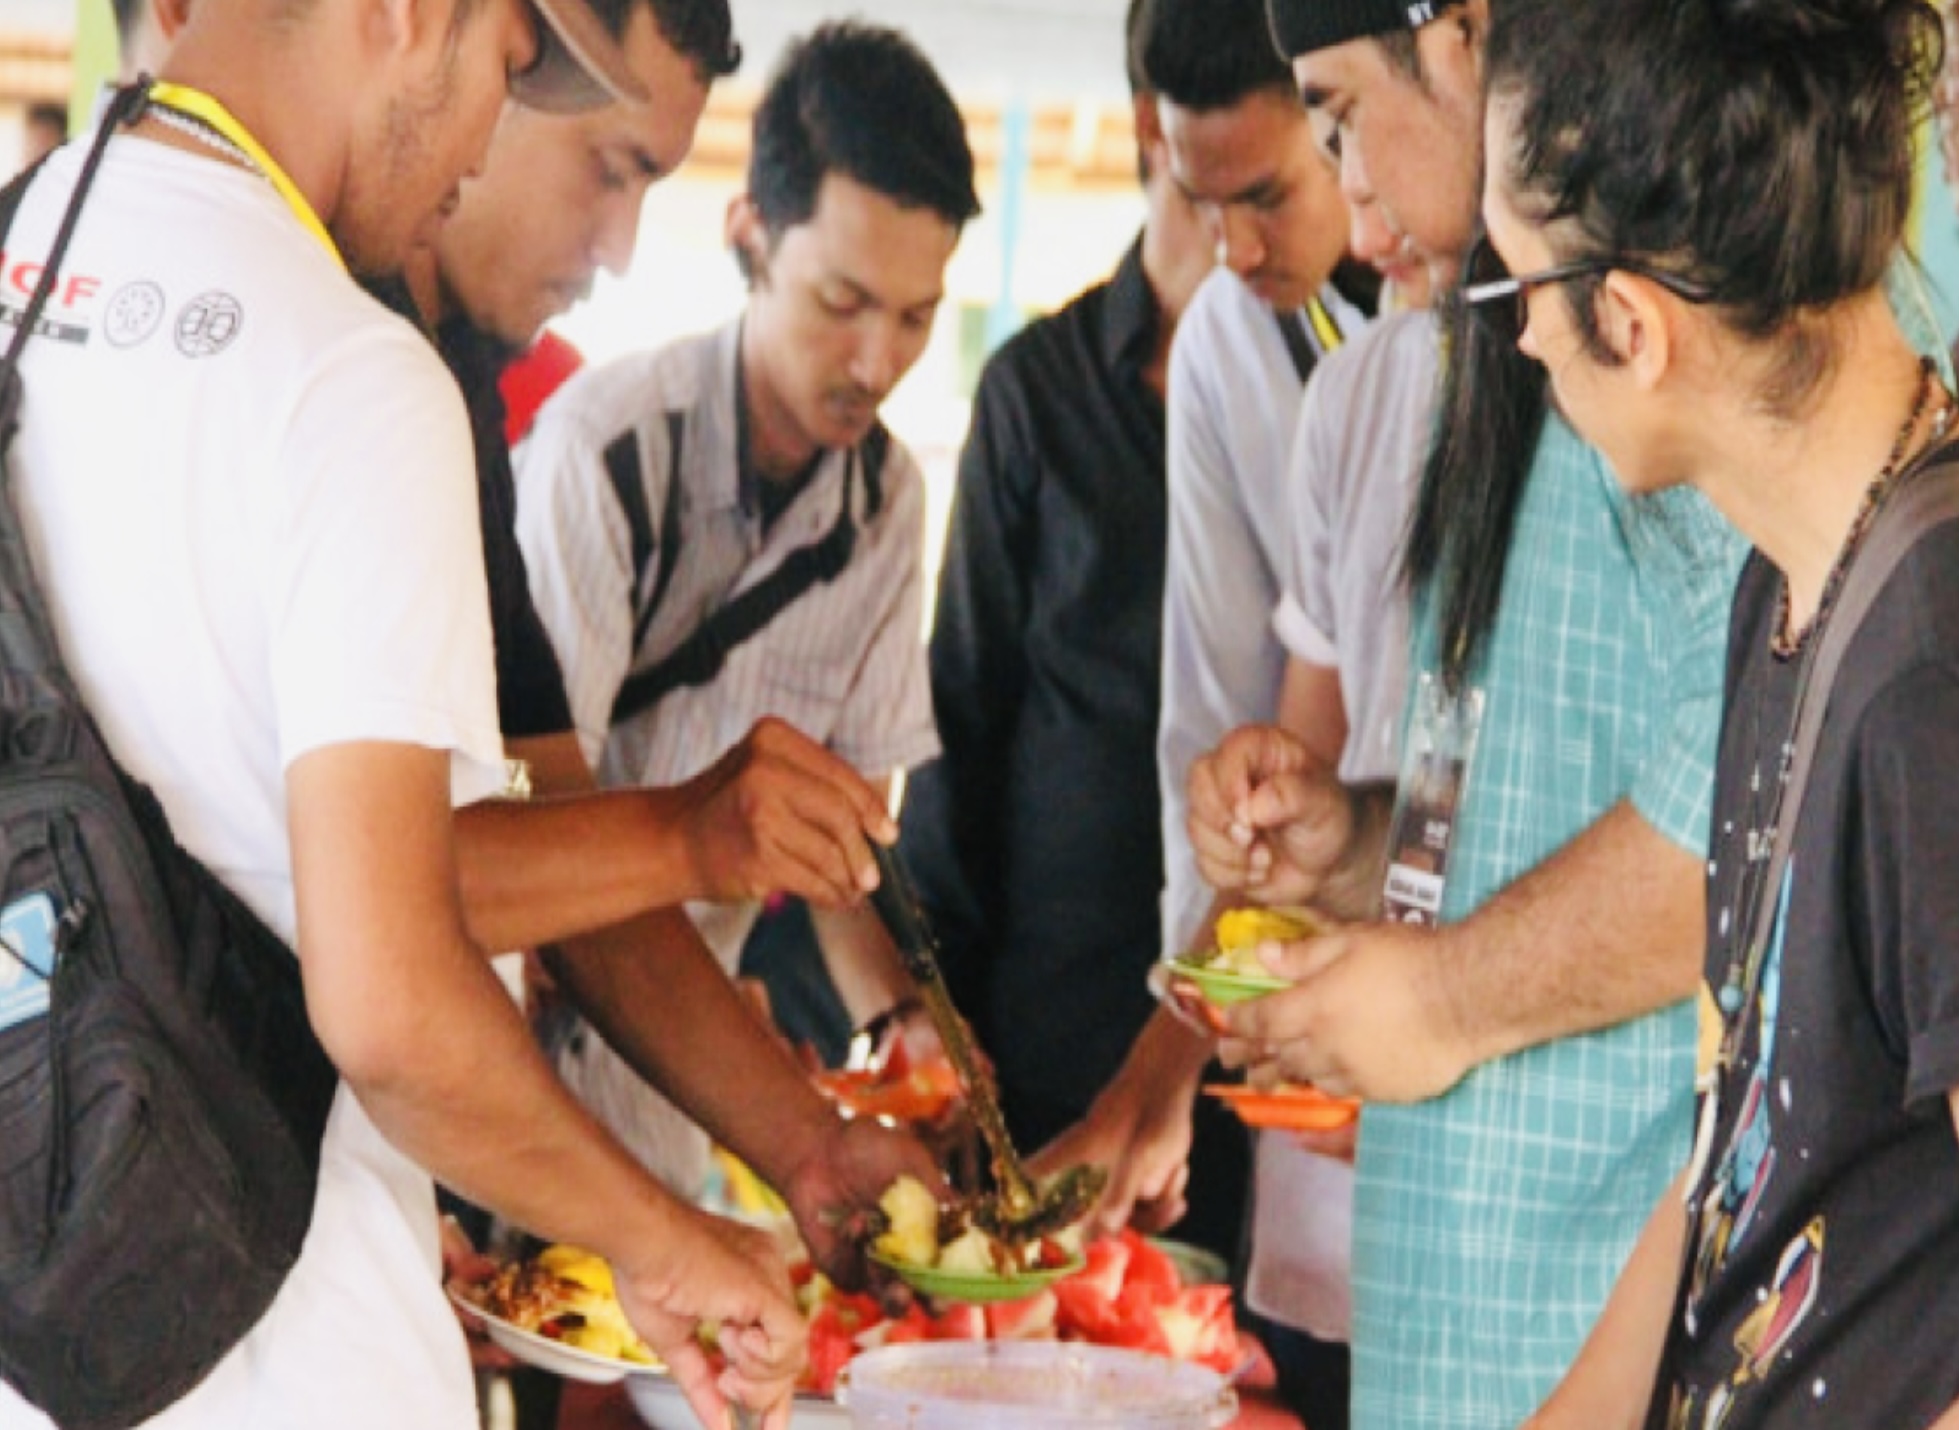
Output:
[344, 936, 693, 1255]
[546, 907, 837, 1193]
[454, 732, 709, 951]
[810, 902, 914, 1026]
[1527, 1174, 1685, 1430]
[1438, 800, 1702, 1066]
[1317, 781, 1395, 921]
[291, 746, 695, 1266]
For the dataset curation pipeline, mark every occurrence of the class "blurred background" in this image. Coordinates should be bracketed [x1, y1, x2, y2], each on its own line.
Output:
[7, 0, 1959, 569]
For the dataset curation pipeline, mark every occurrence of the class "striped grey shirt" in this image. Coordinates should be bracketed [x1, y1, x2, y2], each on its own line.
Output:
[513, 318, 938, 1199]
[514, 318, 939, 797]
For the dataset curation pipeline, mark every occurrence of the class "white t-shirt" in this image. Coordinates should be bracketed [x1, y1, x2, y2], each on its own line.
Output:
[1248, 310, 1440, 1342]
[515, 320, 936, 1196]
[0, 132, 505, 1430]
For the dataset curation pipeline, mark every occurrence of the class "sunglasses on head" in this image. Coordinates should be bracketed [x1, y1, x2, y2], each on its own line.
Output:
[1460, 234, 1716, 344]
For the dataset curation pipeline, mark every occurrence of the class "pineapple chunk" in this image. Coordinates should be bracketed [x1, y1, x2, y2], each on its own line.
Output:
[936, 1225, 998, 1275]
[537, 1245, 615, 1299]
[875, 1175, 942, 1266]
[1212, 907, 1320, 975]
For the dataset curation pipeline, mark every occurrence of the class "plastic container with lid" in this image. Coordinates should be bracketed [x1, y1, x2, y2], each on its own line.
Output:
[836, 1341, 1238, 1429]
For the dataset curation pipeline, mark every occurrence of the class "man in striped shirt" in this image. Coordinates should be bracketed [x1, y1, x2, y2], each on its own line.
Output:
[516, 22, 979, 1198]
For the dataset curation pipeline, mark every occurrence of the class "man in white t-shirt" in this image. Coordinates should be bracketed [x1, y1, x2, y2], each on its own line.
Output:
[0, 1, 806, 1427]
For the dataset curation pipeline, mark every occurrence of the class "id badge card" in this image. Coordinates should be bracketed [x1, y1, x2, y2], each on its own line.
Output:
[1381, 672, 1486, 926]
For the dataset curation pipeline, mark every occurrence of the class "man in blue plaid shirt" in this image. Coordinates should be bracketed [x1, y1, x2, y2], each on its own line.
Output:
[1186, 2, 1745, 1426]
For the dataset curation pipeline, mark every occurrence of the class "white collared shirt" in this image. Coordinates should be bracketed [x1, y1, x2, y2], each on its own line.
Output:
[1157, 269, 1368, 956]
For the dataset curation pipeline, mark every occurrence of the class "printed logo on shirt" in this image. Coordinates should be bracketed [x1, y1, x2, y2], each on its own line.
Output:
[0, 254, 108, 347]
[104, 281, 167, 349]
[0, 303, 89, 345]
[175, 291, 244, 358]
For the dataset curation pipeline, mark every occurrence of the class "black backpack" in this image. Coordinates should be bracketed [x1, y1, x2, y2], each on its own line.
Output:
[0, 83, 337, 1430]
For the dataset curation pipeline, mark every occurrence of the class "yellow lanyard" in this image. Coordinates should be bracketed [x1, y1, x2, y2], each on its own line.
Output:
[1305, 295, 1344, 353]
[146, 81, 343, 272]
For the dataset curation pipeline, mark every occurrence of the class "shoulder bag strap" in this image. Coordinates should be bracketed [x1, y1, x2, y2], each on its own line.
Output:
[1748, 451, 1959, 947]
[609, 446, 865, 727]
[604, 409, 688, 654]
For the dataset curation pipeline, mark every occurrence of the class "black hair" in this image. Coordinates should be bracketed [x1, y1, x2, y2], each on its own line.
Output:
[1404, 284, 1548, 695]
[589, 0, 741, 85]
[108, 0, 146, 49]
[1125, 0, 1151, 98]
[26, 101, 67, 135]
[747, 21, 981, 240]
[1135, 0, 1298, 111]
[1486, 0, 1940, 407]
[1373, 27, 1422, 79]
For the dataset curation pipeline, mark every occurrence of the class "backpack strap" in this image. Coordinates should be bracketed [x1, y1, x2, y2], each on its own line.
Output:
[609, 430, 882, 726]
[860, 419, 890, 520]
[2, 83, 150, 445]
[1, 83, 151, 684]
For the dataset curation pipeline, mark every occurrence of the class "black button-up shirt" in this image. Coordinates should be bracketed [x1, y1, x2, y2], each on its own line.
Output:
[901, 235, 1173, 1124]
[365, 275, 575, 741]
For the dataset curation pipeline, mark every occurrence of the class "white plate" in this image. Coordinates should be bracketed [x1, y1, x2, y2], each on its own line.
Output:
[448, 1287, 664, 1385]
[625, 1376, 851, 1430]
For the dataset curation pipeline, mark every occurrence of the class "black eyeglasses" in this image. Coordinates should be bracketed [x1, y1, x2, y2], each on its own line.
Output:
[1460, 234, 1716, 343]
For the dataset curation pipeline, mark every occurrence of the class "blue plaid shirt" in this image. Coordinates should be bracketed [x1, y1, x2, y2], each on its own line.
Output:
[1351, 415, 1746, 1430]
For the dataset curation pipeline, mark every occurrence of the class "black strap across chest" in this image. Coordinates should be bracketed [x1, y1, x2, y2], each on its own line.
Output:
[605, 416, 888, 726]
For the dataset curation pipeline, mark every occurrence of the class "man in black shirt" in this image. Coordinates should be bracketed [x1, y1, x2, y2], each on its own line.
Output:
[895, 0, 1237, 1258]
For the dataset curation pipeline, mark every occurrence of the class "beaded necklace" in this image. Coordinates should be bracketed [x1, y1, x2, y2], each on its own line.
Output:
[144, 102, 255, 173]
[1717, 355, 1953, 1034]
[1771, 356, 1946, 660]
[141, 81, 343, 271]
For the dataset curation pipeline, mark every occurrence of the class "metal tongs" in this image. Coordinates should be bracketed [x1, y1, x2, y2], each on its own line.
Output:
[866, 842, 1106, 1238]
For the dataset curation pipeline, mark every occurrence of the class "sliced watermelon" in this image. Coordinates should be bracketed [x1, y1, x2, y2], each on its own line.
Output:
[985, 1290, 1058, 1340]
[1119, 1230, 1182, 1305]
[1073, 1236, 1133, 1302]
[1053, 1276, 1124, 1341]
[926, 1303, 988, 1341]
[804, 1303, 860, 1395]
[1156, 1284, 1238, 1372]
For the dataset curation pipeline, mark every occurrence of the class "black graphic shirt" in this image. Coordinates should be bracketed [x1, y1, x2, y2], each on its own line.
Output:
[1658, 498, 1959, 1429]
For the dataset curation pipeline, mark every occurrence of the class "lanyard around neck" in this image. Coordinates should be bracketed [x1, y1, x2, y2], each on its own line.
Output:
[1305, 295, 1343, 352]
[146, 80, 342, 272]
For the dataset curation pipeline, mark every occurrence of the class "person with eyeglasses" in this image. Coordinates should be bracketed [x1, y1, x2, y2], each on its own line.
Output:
[1177, 2, 1749, 1427]
[1194, 4, 1952, 1428]
[1479, 0, 1959, 1426]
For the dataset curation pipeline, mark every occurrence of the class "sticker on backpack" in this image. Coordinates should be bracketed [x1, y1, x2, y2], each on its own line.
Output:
[0, 890, 57, 1032]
